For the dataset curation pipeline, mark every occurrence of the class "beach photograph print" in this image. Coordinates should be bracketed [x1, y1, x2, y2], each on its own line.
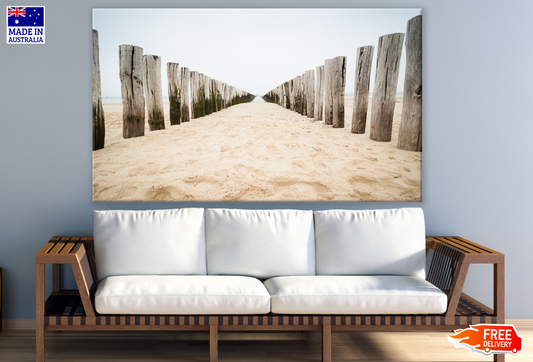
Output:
[92, 8, 422, 202]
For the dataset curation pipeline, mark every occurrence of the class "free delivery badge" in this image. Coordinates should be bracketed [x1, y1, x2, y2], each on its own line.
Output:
[6, 6, 45, 44]
[448, 324, 522, 356]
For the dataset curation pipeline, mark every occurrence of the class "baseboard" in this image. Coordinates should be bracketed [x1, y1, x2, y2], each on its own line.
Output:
[2, 318, 532, 331]
[3, 319, 36, 330]
[507, 319, 533, 326]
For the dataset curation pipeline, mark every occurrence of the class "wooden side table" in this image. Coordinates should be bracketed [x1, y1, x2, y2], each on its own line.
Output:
[426, 236, 505, 323]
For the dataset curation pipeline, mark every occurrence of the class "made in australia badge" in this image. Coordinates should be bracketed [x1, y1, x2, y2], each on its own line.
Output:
[6, 6, 45, 44]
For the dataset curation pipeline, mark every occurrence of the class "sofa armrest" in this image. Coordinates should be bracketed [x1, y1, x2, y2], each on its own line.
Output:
[426, 236, 504, 320]
[36, 236, 97, 317]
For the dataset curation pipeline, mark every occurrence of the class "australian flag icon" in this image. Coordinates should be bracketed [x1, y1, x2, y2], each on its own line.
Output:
[7, 6, 44, 27]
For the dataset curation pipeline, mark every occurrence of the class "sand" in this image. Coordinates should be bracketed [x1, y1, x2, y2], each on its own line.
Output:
[93, 98, 421, 202]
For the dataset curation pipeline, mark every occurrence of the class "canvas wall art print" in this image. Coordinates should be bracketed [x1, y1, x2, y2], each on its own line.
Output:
[92, 8, 422, 202]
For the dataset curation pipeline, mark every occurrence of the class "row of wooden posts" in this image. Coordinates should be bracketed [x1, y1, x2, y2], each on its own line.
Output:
[262, 15, 422, 152]
[92, 29, 254, 150]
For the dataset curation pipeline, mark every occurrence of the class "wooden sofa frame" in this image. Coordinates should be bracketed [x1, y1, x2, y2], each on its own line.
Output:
[36, 236, 505, 362]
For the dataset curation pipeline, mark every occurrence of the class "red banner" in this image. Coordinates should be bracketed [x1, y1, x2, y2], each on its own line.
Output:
[448, 324, 522, 355]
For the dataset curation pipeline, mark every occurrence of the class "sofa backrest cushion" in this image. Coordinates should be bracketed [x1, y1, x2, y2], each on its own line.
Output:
[314, 208, 426, 278]
[205, 209, 315, 279]
[93, 208, 206, 280]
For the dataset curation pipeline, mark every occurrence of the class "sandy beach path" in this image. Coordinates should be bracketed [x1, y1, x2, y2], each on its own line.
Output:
[93, 99, 421, 202]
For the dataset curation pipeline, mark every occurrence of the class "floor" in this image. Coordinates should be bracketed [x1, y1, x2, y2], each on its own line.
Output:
[1, 322, 531, 361]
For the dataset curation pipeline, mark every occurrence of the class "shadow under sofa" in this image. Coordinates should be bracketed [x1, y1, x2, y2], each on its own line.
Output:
[36, 207, 505, 362]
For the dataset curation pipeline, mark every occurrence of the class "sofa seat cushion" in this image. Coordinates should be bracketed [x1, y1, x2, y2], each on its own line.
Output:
[95, 275, 271, 315]
[263, 276, 447, 315]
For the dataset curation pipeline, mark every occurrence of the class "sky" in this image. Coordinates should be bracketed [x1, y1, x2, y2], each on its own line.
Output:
[93, 8, 421, 97]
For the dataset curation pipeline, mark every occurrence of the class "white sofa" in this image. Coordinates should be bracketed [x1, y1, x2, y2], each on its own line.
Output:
[36, 207, 505, 362]
[92, 208, 447, 317]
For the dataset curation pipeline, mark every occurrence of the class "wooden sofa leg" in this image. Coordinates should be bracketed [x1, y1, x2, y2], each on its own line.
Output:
[322, 324, 331, 362]
[36, 263, 45, 362]
[209, 324, 218, 362]
[493, 353, 505, 361]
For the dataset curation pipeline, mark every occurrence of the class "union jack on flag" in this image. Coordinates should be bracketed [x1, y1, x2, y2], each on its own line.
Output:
[7, 6, 44, 27]
[7, 6, 26, 17]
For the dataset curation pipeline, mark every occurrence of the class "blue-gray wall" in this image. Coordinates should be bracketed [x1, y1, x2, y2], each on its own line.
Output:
[1, 0, 532, 320]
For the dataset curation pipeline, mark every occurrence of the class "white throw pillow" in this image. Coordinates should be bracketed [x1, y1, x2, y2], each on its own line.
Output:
[93, 208, 206, 280]
[314, 208, 426, 278]
[205, 208, 315, 279]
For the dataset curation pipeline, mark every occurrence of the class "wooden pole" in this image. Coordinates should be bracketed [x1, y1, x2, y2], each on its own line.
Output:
[324, 59, 333, 125]
[284, 81, 291, 109]
[204, 75, 211, 116]
[305, 70, 315, 118]
[218, 81, 224, 110]
[289, 79, 295, 111]
[218, 81, 223, 110]
[229, 86, 235, 106]
[119, 44, 145, 139]
[301, 73, 307, 116]
[166, 62, 181, 126]
[198, 73, 206, 117]
[370, 32, 405, 142]
[351, 46, 374, 134]
[397, 15, 422, 151]
[210, 78, 217, 114]
[214, 81, 219, 110]
[190, 71, 198, 119]
[92, 29, 105, 150]
[296, 76, 304, 114]
[314, 65, 324, 121]
[143, 55, 165, 131]
[180, 67, 190, 122]
[223, 82, 230, 108]
[332, 56, 347, 128]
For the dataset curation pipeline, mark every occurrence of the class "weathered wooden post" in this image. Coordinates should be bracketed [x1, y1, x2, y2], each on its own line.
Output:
[305, 70, 315, 118]
[314, 65, 324, 121]
[197, 73, 205, 117]
[370, 32, 405, 142]
[398, 15, 422, 151]
[143, 55, 165, 131]
[166, 62, 181, 126]
[351, 46, 374, 134]
[92, 30, 105, 150]
[213, 80, 219, 111]
[119, 44, 145, 139]
[301, 73, 307, 116]
[332, 56, 347, 128]
[223, 83, 230, 108]
[229, 86, 235, 106]
[210, 78, 217, 113]
[216, 80, 224, 111]
[180, 67, 190, 122]
[289, 79, 295, 111]
[200, 74, 206, 115]
[284, 81, 291, 109]
[204, 75, 212, 116]
[190, 71, 198, 119]
[219, 82, 224, 109]
[294, 76, 302, 114]
[324, 59, 333, 125]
